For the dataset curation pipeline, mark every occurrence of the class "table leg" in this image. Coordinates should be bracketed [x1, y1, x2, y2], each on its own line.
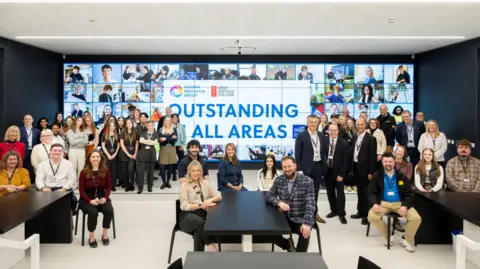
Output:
[242, 235, 253, 252]
[464, 220, 480, 267]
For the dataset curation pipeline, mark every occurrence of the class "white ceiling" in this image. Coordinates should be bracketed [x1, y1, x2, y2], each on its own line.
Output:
[0, 2, 479, 55]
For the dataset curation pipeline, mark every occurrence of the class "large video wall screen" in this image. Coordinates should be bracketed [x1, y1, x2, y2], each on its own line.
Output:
[63, 63, 414, 161]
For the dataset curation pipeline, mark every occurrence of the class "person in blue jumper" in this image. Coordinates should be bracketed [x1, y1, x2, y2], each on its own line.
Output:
[217, 143, 248, 192]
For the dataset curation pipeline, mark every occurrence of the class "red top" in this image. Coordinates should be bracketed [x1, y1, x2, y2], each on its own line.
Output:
[78, 168, 112, 203]
[0, 141, 26, 161]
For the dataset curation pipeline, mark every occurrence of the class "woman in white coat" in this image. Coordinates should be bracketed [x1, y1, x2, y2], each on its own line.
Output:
[417, 120, 448, 168]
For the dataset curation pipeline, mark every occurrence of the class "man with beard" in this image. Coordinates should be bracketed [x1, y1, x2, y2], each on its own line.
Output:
[446, 139, 480, 192]
[266, 156, 315, 252]
[367, 152, 421, 253]
[178, 139, 209, 184]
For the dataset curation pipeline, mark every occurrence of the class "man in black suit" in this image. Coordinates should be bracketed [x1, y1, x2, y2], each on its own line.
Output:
[395, 110, 426, 168]
[19, 114, 41, 183]
[377, 104, 396, 149]
[71, 104, 83, 118]
[295, 114, 327, 224]
[350, 118, 377, 225]
[324, 124, 350, 224]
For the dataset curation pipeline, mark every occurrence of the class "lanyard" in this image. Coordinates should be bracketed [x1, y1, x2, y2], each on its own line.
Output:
[109, 135, 115, 147]
[49, 160, 62, 177]
[128, 133, 133, 145]
[93, 172, 99, 198]
[430, 134, 436, 148]
[329, 139, 335, 156]
[147, 133, 153, 140]
[7, 142, 17, 152]
[42, 144, 50, 158]
[407, 125, 414, 136]
[311, 134, 319, 148]
[385, 174, 396, 191]
[355, 135, 364, 151]
[26, 128, 32, 139]
[7, 169, 16, 184]
[194, 184, 204, 202]
[460, 157, 470, 175]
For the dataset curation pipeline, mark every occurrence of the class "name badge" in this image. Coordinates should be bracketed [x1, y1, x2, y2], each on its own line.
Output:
[464, 178, 471, 182]
[49, 176, 57, 184]
[328, 156, 333, 159]
[387, 191, 395, 196]
[109, 149, 115, 154]
[128, 147, 134, 151]
[145, 146, 150, 150]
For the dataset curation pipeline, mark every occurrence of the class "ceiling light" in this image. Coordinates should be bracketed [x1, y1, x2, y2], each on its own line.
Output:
[15, 36, 465, 40]
[2, 0, 480, 2]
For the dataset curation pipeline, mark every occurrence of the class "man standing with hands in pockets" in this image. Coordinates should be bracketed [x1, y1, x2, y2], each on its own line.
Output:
[266, 156, 316, 252]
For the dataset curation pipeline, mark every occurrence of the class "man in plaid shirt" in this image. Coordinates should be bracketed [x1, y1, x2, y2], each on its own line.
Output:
[266, 156, 315, 252]
[446, 139, 480, 192]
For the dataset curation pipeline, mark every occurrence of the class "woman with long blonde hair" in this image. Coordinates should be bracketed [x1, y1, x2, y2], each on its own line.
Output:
[0, 125, 25, 160]
[178, 160, 221, 252]
[102, 121, 120, 191]
[158, 116, 178, 189]
[417, 119, 448, 168]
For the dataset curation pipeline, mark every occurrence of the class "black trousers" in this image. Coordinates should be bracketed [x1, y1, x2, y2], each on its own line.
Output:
[179, 212, 214, 252]
[79, 199, 114, 232]
[271, 218, 310, 252]
[306, 161, 324, 215]
[353, 163, 369, 217]
[407, 147, 420, 168]
[24, 149, 35, 183]
[160, 164, 174, 184]
[136, 161, 154, 190]
[120, 159, 136, 188]
[107, 158, 118, 187]
[174, 146, 185, 175]
[326, 168, 346, 216]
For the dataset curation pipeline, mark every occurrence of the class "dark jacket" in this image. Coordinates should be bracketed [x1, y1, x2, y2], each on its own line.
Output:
[137, 131, 158, 162]
[19, 126, 41, 151]
[395, 120, 426, 148]
[376, 113, 396, 147]
[158, 128, 177, 147]
[178, 155, 209, 179]
[295, 130, 327, 176]
[368, 169, 414, 209]
[351, 132, 377, 179]
[218, 160, 243, 191]
[323, 137, 350, 179]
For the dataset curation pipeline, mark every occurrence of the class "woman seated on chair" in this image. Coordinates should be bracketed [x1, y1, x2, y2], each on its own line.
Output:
[78, 149, 114, 248]
[0, 151, 31, 196]
[179, 160, 221, 252]
[414, 148, 444, 193]
[218, 143, 248, 191]
[256, 154, 281, 191]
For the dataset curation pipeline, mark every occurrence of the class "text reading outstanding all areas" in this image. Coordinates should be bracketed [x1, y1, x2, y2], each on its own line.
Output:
[170, 103, 300, 139]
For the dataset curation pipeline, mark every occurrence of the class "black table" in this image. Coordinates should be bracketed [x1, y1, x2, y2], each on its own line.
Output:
[204, 191, 291, 251]
[415, 191, 480, 244]
[183, 252, 328, 269]
[0, 191, 73, 243]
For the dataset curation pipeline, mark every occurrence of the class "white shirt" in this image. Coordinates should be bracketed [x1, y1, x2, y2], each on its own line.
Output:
[308, 130, 321, 162]
[328, 137, 338, 159]
[35, 159, 77, 190]
[52, 134, 67, 152]
[31, 143, 51, 171]
[354, 131, 366, 162]
[25, 126, 33, 149]
[417, 132, 448, 162]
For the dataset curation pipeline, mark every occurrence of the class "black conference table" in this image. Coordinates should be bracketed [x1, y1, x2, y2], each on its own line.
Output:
[183, 252, 329, 269]
[204, 191, 291, 252]
[415, 191, 480, 244]
[0, 191, 73, 243]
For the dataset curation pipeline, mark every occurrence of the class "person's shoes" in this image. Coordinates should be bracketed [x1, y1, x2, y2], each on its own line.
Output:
[395, 221, 405, 232]
[130, 187, 135, 192]
[287, 238, 296, 252]
[361, 217, 369, 225]
[125, 187, 130, 192]
[137, 189, 143, 194]
[345, 186, 352, 192]
[111, 187, 116, 192]
[350, 212, 362, 219]
[339, 216, 347, 224]
[316, 214, 326, 223]
[172, 172, 177, 181]
[384, 234, 396, 247]
[326, 212, 338, 218]
[102, 237, 110, 246]
[352, 186, 358, 191]
[148, 188, 153, 192]
[402, 236, 415, 253]
[89, 239, 98, 248]
[160, 184, 166, 190]
[116, 182, 122, 187]
[166, 183, 172, 188]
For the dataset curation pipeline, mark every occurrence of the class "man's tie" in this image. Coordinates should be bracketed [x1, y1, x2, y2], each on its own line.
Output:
[328, 139, 334, 168]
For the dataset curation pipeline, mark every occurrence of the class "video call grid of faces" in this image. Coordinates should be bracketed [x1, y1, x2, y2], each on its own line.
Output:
[63, 63, 414, 161]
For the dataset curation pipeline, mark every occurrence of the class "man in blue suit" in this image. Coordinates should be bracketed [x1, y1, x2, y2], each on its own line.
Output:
[19, 114, 41, 183]
[395, 110, 426, 168]
[295, 114, 327, 223]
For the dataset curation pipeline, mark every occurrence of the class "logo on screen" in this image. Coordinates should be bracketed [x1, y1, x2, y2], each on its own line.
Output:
[170, 85, 183, 97]
[211, 85, 217, 97]
[292, 125, 305, 139]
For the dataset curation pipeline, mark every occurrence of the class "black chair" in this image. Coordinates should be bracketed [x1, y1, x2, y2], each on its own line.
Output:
[366, 212, 399, 250]
[74, 205, 116, 246]
[167, 258, 183, 269]
[313, 222, 322, 255]
[357, 256, 381, 269]
[168, 200, 194, 264]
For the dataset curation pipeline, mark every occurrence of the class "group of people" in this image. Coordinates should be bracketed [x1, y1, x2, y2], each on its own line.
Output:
[1, 103, 479, 253]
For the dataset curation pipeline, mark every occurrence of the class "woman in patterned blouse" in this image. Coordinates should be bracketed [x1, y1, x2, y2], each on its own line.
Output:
[178, 160, 221, 252]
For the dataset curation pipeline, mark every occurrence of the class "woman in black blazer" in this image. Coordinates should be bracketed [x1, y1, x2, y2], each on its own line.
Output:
[136, 121, 158, 194]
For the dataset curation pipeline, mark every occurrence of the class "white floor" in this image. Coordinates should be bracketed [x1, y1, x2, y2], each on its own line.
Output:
[10, 170, 479, 269]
